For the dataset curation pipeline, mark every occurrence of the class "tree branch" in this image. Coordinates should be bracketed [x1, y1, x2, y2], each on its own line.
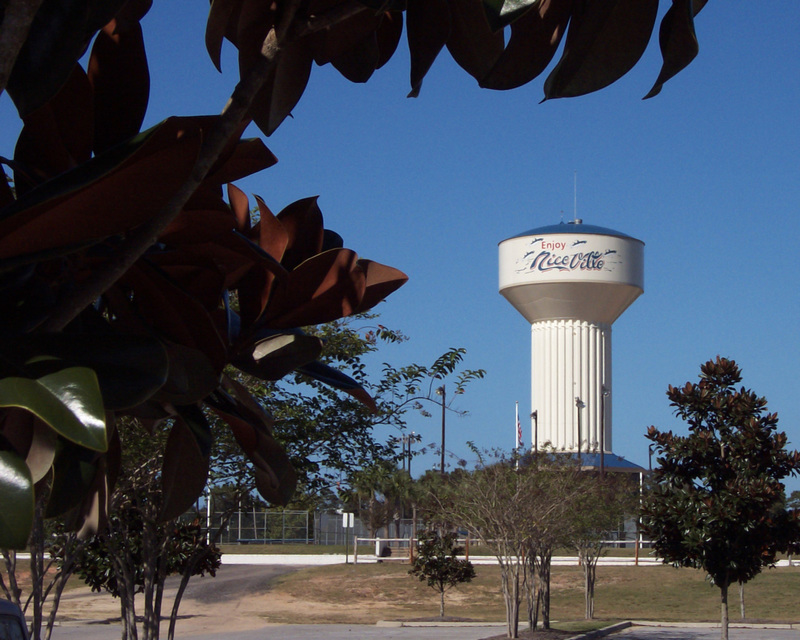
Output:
[42, 0, 369, 332]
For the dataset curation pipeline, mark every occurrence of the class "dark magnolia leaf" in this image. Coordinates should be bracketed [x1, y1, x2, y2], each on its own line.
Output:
[228, 183, 251, 232]
[206, 0, 240, 72]
[482, 0, 541, 31]
[322, 229, 344, 251]
[250, 38, 314, 136]
[234, 330, 324, 381]
[445, 0, 505, 83]
[14, 66, 94, 196]
[204, 138, 278, 187]
[375, 10, 404, 69]
[331, 32, 381, 83]
[3, 333, 169, 410]
[151, 342, 220, 406]
[116, 262, 227, 371]
[407, 0, 450, 97]
[0, 450, 35, 549]
[0, 167, 14, 209]
[160, 407, 211, 520]
[44, 438, 98, 518]
[66, 457, 109, 538]
[0, 367, 106, 452]
[264, 249, 366, 329]
[5, 0, 112, 116]
[204, 388, 296, 505]
[297, 360, 378, 413]
[254, 463, 297, 506]
[219, 373, 275, 431]
[88, 20, 150, 154]
[543, 0, 659, 99]
[0, 117, 205, 261]
[480, 0, 572, 90]
[354, 0, 406, 9]
[275, 196, 323, 270]
[309, 5, 384, 66]
[643, 0, 706, 99]
[253, 195, 290, 261]
[353, 259, 409, 313]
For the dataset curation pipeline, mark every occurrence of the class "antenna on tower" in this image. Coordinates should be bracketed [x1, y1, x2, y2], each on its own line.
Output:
[573, 171, 578, 222]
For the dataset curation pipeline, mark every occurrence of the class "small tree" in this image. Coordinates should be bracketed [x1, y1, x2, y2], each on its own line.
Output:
[641, 357, 800, 640]
[569, 474, 636, 620]
[409, 529, 475, 618]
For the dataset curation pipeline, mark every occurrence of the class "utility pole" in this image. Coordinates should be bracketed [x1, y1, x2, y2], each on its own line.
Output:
[437, 385, 446, 475]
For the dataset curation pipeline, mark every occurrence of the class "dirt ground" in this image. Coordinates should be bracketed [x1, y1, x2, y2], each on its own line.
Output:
[53, 565, 314, 636]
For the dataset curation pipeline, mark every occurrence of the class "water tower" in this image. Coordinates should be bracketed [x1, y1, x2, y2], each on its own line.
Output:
[498, 220, 644, 468]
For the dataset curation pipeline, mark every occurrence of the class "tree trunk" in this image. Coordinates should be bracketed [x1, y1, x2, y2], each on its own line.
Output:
[738, 581, 745, 619]
[523, 559, 538, 632]
[535, 548, 553, 629]
[500, 565, 521, 638]
[720, 581, 729, 640]
[440, 590, 445, 618]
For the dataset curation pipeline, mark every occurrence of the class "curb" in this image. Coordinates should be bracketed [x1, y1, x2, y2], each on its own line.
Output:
[568, 622, 632, 640]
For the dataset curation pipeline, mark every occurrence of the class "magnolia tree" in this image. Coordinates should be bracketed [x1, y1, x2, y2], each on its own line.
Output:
[641, 357, 800, 640]
[1, 0, 706, 556]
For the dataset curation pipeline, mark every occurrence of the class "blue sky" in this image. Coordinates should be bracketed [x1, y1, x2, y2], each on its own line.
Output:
[2, 3, 799, 490]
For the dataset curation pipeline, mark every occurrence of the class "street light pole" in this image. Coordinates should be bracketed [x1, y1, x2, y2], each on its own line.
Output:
[575, 397, 585, 465]
[437, 385, 446, 475]
[531, 410, 538, 453]
[600, 387, 609, 479]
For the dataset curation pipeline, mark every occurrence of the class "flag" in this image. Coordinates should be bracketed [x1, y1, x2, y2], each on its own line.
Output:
[516, 401, 523, 449]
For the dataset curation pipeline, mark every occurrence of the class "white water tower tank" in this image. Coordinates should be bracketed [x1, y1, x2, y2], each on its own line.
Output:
[498, 220, 644, 454]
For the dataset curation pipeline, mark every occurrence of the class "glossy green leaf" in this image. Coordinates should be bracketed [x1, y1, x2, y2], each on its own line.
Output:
[0, 367, 106, 452]
[482, 0, 541, 31]
[0, 450, 35, 549]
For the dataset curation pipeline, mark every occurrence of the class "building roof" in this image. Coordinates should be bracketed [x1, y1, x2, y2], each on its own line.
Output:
[569, 451, 646, 473]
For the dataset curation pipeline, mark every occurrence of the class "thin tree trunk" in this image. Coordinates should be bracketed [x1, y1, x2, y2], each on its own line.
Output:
[440, 589, 445, 618]
[536, 548, 552, 629]
[738, 581, 745, 620]
[720, 581, 729, 640]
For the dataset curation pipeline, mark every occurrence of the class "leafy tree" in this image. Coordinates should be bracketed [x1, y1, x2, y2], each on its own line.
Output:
[62, 417, 222, 640]
[408, 529, 475, 618]
[0, 0, 708, 550]
[428, 448, 582, 639]
[568, 474, 636, 620]
[640, 357, 800, 640]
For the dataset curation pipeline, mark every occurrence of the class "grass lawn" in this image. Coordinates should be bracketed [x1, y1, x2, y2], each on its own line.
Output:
[267, 561, 800, 626]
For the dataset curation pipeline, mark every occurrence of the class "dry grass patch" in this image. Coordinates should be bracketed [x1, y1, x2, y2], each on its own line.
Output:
[268, 562, 800, 626]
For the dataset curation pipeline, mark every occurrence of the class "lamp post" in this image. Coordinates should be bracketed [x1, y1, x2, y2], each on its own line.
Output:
[575, 397, 585, 464]
[600, 387, 609, 478]
[531, 410, 538, 453]
[436, 385, 446, 475]
[648, 443, 654, 472]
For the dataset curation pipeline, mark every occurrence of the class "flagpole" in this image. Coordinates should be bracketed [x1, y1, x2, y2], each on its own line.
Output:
[515, 401, 521, 452]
